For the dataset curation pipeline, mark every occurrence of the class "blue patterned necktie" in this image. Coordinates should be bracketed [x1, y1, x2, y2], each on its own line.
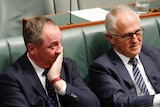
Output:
[129, 58, 149, 95]
[43, 69, 58, 107]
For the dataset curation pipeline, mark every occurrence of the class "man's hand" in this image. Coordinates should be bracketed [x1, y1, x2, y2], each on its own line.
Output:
[47, 51, 66, 91]
[47, 52, 63, 81]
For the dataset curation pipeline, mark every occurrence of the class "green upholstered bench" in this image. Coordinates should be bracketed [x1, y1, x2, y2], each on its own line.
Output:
[141, 17, 160, 48]
[0, 39, 10, 71]
[0, 16, 160, 84]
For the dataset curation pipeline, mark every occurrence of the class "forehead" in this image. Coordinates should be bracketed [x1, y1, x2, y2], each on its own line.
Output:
[116, 12, 141, 33]
[42, 23, 62, 39]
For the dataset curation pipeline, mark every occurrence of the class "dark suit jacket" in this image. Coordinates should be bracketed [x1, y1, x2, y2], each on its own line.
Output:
[0, 52, 100, 107]
[89, 45, 160, 107]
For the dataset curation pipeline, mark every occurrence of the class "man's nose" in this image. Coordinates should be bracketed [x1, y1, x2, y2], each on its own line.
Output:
[56, 45, 63, 53]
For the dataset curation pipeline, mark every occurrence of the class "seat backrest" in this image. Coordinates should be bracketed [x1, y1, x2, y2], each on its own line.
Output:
[54, 0, 79, 13]
[78, 0, 135, 9]
[62, 28, 88, 82]
[0, 39, 10, 73]
[83, 24, 111, 66]
[140, 17, 160, 48]
[155, 16, 160, 34]
[82, 24, 110, 84]
[0, 0, 55, 39]
[6, 36, 26, 63]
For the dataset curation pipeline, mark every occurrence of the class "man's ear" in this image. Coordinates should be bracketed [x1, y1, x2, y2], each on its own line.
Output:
[27, 43, 35, 55]
[105, 33, 115, 45]
[105, 33, 112, 42]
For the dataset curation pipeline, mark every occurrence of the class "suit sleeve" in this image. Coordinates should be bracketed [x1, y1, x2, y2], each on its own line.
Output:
[89, 61, 154, 107]
[0, 72, 30, 107]
[61, 58, 100, 107]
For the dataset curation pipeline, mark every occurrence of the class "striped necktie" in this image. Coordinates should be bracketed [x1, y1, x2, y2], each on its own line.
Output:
[129, 58, 149, 95]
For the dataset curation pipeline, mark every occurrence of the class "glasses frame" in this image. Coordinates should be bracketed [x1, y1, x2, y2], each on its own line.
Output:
[109, 27, 144, 41]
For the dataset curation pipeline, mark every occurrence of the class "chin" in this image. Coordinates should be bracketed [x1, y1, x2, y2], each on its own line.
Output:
[131, 52, 140, 57]
[127, 50, 140, 58]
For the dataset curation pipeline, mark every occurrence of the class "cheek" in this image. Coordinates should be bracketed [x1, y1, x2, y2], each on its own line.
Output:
[41, 51, 56, 65]
[111, 38, 117, 45]
[113, 38, 125, 47]
[114, 40, 129, 52]
[45, 49, 57, 60]
[43, 50, 55, 59]
[36, 49, 51, 59]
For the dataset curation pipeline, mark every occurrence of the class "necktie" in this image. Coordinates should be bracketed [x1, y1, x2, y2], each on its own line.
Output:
[129, 58, 149, 95]
[43, 69, 58, 107]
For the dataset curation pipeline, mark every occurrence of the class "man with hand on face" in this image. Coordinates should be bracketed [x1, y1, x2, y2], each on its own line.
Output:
[0, 16, 100, 107]
[89, 5, 160, 107]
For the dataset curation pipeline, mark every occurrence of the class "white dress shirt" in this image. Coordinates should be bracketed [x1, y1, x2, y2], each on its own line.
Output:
[114, 50, 160, 106]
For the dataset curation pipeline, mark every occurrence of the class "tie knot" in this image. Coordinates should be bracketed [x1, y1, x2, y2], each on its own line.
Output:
[42, 69, 49, 76]
[129, 58, 137, 66]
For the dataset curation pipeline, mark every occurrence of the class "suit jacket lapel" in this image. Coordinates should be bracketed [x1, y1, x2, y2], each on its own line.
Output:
[109, 49, 136, 94]
[140, 52, 160, 92]
[20, 53, 47, 100]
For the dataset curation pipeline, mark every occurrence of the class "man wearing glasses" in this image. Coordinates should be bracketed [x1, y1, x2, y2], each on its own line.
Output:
[89, 5, 160, 107]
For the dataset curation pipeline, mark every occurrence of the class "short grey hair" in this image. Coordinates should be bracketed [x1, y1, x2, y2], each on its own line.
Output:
[23, 16, 57, 48]
[105, 5, 140, 34]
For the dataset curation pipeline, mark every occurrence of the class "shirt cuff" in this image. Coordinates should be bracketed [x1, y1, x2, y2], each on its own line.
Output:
[57, 81, 66, 95]
[153, 94, 160, 106]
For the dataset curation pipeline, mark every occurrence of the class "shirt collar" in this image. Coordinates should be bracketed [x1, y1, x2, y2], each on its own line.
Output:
[27, 53, 44, 76]
[114, 50, 140, 65]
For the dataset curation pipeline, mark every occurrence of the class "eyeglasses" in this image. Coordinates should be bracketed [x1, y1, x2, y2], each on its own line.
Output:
[109, 27, 144, 41]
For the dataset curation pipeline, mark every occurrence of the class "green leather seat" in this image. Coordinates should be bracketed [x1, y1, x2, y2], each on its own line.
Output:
[78, 0, 134, 9]
[140, 17, 160, 48]
[155, 16, 160, 33]
[54, 0, 79, 13]
[82, 24, 111, 84]
[0, 0, 55, 39]
[62, 28, 88, 82]
[82, 24, 111, 66]
[6, 36, 26, 63]
[0, 39, 10, 74]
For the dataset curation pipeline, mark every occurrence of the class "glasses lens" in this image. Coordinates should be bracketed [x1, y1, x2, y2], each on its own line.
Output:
[109, 27, 144, 41]
[123, 28, 143, 41]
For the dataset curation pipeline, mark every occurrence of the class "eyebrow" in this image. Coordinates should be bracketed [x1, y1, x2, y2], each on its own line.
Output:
[121, 28, 142, 36]
[126, 28, 141, 34]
